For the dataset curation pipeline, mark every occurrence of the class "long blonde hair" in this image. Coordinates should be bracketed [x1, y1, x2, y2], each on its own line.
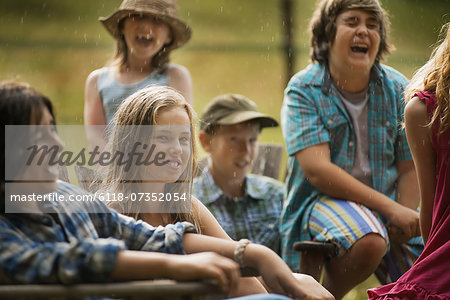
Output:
[405, 22, 450, 137]
[101, 85, 200, 230]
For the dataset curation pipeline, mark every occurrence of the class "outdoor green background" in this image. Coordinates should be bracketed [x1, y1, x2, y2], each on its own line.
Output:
[1, 0, 449, 298]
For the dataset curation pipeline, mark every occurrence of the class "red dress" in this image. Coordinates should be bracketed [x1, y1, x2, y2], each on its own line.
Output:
[368, 91, 450, 299]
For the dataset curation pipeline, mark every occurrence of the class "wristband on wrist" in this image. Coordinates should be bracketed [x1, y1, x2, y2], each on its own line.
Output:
[233, 239, 251, 267]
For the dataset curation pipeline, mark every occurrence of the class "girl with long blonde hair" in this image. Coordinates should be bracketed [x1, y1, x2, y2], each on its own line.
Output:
[100, 85, 273, 297]
[368, 22, 450, 299]
[101, 85, 198, 228]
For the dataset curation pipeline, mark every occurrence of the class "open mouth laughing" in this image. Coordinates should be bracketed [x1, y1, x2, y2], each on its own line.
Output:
[350, 44, 369, 54]
[135, 34, 154, 46]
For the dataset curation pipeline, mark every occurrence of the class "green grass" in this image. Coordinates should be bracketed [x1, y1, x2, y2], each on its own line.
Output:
[1, 0, 449, 298]
[2, 0, 449, 126]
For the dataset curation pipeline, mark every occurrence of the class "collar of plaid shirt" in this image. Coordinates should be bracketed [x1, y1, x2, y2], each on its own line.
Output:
[195, 166, 268, 205]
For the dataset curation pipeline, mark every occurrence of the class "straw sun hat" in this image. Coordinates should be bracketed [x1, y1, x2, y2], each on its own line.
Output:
[99, 0, 191, 51]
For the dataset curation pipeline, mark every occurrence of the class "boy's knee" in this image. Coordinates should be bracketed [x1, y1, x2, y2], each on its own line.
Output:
[352, 233, 386, 265]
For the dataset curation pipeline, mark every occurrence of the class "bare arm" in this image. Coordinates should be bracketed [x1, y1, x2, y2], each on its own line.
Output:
[84, 70, 106, 126]
[295, 143, 419, 238]
[395, 160, 420, 210]
[405, 96, 436, 243]
[110, 250, 240, 293]
[168, 64, 193, 105]
[193, 197, 232, 239]
[84, 70, 107, 150]
[386, 160, 421, 242]
[183, 233, 334, 300]
[192, 197, 267, 296]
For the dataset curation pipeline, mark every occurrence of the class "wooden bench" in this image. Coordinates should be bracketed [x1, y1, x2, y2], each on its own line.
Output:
[0, 279, 226, 300]
[293, 241, 336, 282]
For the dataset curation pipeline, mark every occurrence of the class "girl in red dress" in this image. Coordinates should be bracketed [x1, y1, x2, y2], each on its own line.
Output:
[368, 22, 450, 299]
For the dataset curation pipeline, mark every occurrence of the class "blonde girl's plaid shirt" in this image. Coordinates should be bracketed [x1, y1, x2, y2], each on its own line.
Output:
[280, 63, 412, 270]
[193, 167, 284, 254]
[0, 181, 196, 284]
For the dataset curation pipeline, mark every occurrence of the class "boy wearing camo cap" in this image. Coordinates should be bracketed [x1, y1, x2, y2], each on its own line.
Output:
[193, 94, 283, 254]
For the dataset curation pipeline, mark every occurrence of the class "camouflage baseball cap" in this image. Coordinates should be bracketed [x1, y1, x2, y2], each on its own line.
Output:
[200, 94, 279, 131]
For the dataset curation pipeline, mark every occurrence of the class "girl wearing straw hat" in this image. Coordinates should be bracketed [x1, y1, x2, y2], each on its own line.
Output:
[84, 0, 193, 133]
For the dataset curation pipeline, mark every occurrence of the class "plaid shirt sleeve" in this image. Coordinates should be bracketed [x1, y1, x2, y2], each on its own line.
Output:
[0, 181, 197, 284]
[0, 216, 196, 285]
[59, 182, 198, 256]
[107, 214, 198, 255]
[0, 216, 127, 284]
[282, 72, 331, 156]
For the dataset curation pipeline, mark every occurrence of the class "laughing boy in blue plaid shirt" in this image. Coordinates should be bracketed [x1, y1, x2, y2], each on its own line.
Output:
[280, 0, 423, 299]
[193, 94, 284, 254]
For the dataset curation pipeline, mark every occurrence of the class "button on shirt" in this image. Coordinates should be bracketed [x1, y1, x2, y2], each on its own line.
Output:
[193, 167, 284, 254]
[280, 63, 412, 269]
[0, 181, 196, 284]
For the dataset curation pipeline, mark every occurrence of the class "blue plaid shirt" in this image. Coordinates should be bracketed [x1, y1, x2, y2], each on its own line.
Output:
[280, 63, 412, 269]
[193, 167, 284, 254]
[0, 181, 196, 284]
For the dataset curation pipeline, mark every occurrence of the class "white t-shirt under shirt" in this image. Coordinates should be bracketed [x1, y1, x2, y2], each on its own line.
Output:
[336, 86, 373, 187]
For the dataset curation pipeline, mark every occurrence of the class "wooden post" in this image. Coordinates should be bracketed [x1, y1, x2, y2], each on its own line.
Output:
[280, 0, 296, 85]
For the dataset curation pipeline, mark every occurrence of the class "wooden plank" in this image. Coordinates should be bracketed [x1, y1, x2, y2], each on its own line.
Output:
[0, 280, 226, 300]
[251, 143, 284, 180]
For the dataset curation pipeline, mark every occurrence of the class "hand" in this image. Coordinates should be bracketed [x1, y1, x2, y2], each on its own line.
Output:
[387, 224, 409, 244]
[264, 270, 334, 300]
[165, 252, 240, 293]
[291, 273, 336, 300]
[248, 244, 334, 299]
[386, 203, 420, 242]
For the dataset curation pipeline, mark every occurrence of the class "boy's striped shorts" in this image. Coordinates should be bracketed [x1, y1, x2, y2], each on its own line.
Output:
[308, 196, 423, 281]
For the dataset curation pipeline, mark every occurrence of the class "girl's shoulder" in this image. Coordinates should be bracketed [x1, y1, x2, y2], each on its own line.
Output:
[166, 63, 193, 103]
[167, 63, 190, 77]
[405, 96, 428, 125]
[86, 67, 113, 83]
[411, 91, 437, 120]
